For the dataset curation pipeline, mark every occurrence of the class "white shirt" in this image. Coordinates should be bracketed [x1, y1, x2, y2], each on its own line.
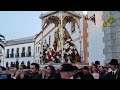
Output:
[111, 69, 118, 75]
[108, 68, 112, 72]
[92, 73, 99, 79]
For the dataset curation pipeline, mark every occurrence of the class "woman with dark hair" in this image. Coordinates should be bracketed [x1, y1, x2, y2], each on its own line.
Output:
[44, 65, 57, 79]
[91, 64, 100, 79]
[99, 66, 105, 79]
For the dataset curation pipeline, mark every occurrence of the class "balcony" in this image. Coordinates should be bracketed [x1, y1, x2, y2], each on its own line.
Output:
[10, 54, 14, 58]
[21, 53, 25, 57]
[26, 52, 31, 57]
[15, 53, 19, 58]
[6, 54, 9, 58]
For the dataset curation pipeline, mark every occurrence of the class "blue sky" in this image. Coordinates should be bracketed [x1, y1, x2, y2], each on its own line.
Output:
[0, 11, 48, 40]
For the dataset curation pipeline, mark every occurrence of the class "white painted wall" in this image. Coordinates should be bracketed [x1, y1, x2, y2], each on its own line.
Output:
[87, 11, 105, 65]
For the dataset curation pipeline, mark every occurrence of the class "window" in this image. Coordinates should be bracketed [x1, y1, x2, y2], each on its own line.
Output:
[27, 46, 31, 57]
[17, 48, 19, 53]
[36, 46, 37, 53]
[16, 48, 19, 57]
[11, 48, 14, 54]
[71, 22, 75, 33]
[0, 47, 2, 53]
[10, 48, 14, 58]
[45, 39, 47, 45]
[21, 47, 25, 57]
[28, 46, 31, 52]
[7, 49, 9, 58]
[49, 35, 51, 46]
[38, 46, 39, 52]
[22, 47, 25, 53]
[7, 49, 9, 54]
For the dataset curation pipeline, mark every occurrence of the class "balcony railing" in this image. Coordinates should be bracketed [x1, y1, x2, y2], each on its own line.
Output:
[6, 54, 9, 58]
[26, 52, 31, 57]
[10, 54, 14, 58]
[21, 53, 25, 57]
[15, 53, 19, 58]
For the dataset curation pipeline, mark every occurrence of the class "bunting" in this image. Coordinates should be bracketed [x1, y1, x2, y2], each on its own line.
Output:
[107, 17, 116, 24]
[103, 17, 116, 27]
[103, 21, 108, 27]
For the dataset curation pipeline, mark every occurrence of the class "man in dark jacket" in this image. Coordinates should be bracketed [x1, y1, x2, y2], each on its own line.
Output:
[24, 63, 42, 79]
[102, 59, 120, 79]
[82, 66, 94, 79]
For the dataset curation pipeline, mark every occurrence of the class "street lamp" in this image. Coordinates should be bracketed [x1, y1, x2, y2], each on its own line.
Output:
[83, 11, 96, 25]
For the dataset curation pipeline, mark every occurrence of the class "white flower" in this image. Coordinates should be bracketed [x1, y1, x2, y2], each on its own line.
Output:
[69, 50, 73, 55]
[66, 52, 69, 55]
[49, 52, 52, 55]
[51, 57, 53, 59]
[45, 51, 48, 54]
[56, 56, 59, 59]
[46, 56, 49, 59]
[66, 43, 70, 48]
[63, 50, 66, 54]
[70, 46, 73, 49]
[64, 44, 68, 49]
[75, 51, 77, 55]
[52, 58, 55, 61]
[47, 48, 50, 52]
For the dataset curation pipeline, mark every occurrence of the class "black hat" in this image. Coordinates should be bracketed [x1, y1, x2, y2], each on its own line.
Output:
[95, 61, 100, 65]
[60, 64, 75, 72]
[109, 59, 119, 65]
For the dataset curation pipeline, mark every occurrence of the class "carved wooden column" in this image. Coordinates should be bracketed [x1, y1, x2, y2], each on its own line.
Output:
[83, 15, 89, 64]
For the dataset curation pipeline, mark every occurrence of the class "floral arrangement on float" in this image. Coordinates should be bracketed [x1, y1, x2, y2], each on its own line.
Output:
[40, 44, 61, 63]
[40, 39, 81, 64]
[63, 39, 78, 63]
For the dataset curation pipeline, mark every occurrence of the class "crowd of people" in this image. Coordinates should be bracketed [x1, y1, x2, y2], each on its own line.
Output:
[0, 59, 120, 79]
